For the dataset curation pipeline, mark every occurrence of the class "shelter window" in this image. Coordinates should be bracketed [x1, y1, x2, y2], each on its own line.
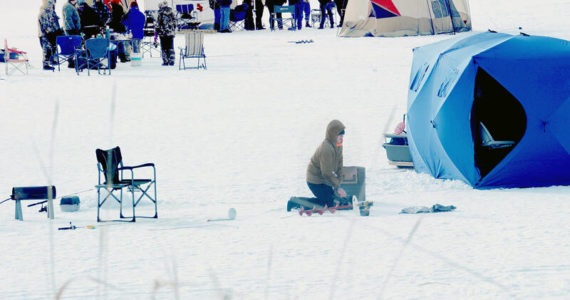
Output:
[431, 0, 449, 18]
[410, 63, 430, 92]
[437, 69, 459, 98]
[471, 68, 526, 177]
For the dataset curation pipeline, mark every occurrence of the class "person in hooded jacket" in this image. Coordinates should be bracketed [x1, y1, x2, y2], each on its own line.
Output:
[77, 0, 100, 38]
[156, 1, 176, 66]
[108, 0, 126, 33]
[306, 120, 348, 207]
[108, 0, 131, 62]
[122, 1, 146, 54]
[38, 0, 63, 70]
[62, 0, 81, 35]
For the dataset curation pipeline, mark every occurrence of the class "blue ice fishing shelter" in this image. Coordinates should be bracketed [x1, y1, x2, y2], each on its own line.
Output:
[406, 31, 570, 188]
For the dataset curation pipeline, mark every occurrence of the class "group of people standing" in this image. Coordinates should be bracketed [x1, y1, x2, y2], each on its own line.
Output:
[38, 0, 177, 70]
[36, 0, 348, 71]
[213, 0, 347, 32]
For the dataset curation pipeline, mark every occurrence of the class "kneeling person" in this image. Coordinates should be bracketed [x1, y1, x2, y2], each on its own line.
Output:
[306, 119, 347, 207]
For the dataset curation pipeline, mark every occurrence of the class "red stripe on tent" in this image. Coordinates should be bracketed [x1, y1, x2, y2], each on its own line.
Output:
[370, 0, 401, 16]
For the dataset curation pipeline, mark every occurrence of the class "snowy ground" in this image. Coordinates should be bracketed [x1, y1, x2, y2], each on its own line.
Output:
[0, 0, 569, 299]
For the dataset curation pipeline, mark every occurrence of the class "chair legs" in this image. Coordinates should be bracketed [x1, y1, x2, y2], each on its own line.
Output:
[5, 58, 30, 75]
[96, 181, 157, 222]
[179, 48, 207, 70]
[77, 53, 111, 76]
[97, 186, 133, 222]
[131, 180, 158, 219]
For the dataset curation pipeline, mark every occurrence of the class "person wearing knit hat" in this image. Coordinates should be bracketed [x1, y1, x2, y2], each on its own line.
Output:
[305, 120, 347, 207]
[156, 0, 176, 66]
[122, 0, 145, 54]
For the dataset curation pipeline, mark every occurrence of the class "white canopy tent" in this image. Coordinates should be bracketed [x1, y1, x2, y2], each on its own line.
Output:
[339, 0, 471, 37]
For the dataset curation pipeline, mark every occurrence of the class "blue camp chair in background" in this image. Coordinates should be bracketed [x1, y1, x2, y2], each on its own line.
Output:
[175, 3, 198, 30]
[272, 5, 296, 30]
[77, 38, 111, 76]
[55, 35, 82, 71]
[230, 3, 248, 31]
[95, 146, 157, 222]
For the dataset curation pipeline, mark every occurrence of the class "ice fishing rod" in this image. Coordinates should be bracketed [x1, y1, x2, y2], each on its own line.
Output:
[22, 188, 95, 211]
[58, 222, 96, 231]
[288, 40, 314, 44]
[0, 197, 11, 205]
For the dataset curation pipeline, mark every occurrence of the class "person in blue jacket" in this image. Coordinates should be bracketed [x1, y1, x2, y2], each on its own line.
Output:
[122, 1, 145, 53]
[62, 0, 81, 36]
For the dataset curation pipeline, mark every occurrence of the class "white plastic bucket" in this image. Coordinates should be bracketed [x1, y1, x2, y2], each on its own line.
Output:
[131, 52, 142, 67]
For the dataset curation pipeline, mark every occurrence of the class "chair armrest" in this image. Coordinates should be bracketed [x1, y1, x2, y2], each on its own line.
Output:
[119, 163, 155, 170]
[7, 48, 26, 54]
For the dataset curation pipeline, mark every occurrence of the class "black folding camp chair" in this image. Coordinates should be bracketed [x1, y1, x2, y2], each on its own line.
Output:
[95, 146, 157, 222]
[141, 13, 159, 58]
[230, 4, 248, 31]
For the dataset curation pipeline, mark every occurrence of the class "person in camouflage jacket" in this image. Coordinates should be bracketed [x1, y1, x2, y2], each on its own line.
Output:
[156, 1, 177, 65]
[38, 0, 63, 70]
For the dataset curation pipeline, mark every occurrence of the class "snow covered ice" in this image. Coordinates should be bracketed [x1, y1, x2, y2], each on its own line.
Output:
[0, 0, 569, 299]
